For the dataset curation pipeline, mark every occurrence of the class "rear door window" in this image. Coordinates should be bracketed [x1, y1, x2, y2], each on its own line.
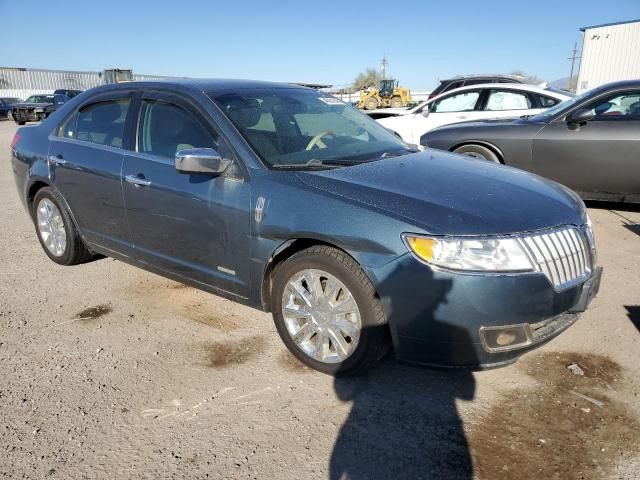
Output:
[534, 94, 560, 108]
[484, 89, 532, 111]
[75, 99, 130, 148]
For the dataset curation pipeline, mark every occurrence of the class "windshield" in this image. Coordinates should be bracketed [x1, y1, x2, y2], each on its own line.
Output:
[210, 88, 410, 168]
[25, 95, 54, 104]
[529, 89, 592, 121]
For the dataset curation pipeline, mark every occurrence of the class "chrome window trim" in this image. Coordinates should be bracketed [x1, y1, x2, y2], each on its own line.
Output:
[47, 135, 127, 155]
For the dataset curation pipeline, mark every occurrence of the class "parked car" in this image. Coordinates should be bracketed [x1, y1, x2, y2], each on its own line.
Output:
[376, 83, 572, 144]
[11, 79, 601, 375]
[421, 79, 640, 204]
[11, 94, 70, 125]
[429, 74, 525, 100]
[365, 75, 528, 120]
[0, 97, 22, 120]
[54, 89, 83, 99]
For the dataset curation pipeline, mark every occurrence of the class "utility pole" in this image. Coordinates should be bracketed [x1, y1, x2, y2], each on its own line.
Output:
[568, 42, 581, 91]
[381, 55, 388, 80]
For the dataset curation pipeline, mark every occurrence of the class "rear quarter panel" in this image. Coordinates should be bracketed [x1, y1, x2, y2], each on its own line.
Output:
[11, 125, 51, 212]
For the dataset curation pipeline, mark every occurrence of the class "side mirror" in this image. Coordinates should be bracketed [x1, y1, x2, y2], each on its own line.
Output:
[567, 108, 595, 125]
[421, 107, 430, 118]
[175, 148, 231, 175]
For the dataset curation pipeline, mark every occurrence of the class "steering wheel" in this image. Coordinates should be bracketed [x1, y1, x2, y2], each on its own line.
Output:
[305, 131, 336, 150]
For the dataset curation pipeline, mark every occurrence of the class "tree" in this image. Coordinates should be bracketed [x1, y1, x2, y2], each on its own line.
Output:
[510, 69, 545, 85]
[352, 68, 381, 91]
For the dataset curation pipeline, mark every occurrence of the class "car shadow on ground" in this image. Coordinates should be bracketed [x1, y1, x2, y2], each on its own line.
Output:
[330, 359, 475, 480]
[585, 200, 640, 214]
[586, 200, 640, 238]
[330, 262, 476, 480]
[624, 306, 640, 333]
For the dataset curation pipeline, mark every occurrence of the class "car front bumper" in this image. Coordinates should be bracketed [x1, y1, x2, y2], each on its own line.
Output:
[370, 254, 602, 368]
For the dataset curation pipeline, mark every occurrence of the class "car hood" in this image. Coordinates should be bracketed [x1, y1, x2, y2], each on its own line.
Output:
[12, 102, 52, 108]
[296, 151, 585, 235]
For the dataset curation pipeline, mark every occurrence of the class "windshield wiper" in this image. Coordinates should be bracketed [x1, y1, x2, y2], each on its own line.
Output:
[271, 158, 344, 170]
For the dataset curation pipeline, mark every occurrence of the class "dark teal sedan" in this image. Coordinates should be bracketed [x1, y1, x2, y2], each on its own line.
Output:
[10, 79, 601, 375]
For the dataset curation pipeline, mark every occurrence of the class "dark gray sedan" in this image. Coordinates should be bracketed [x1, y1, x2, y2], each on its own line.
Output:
[11, 79, 601, 375]
[421, 80, 640, 203]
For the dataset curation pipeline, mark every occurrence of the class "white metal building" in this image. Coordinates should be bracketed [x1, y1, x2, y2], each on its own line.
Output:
[577, 19, 640, 94]
[0, 67, 172, 100]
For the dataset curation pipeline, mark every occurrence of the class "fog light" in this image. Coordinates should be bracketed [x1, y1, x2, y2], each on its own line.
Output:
[480, 324, 532, 353]
[496, 330, 518, 346]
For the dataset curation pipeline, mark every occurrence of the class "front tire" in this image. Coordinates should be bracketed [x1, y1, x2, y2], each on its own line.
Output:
[32, 187, 94, 265]
[454, 144, 501, 163]
[271, 246, 390, 376]
[364, 97, 378, 110]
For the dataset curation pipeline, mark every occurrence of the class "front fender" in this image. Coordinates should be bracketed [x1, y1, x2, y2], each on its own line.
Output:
[247, 171, 414, 309]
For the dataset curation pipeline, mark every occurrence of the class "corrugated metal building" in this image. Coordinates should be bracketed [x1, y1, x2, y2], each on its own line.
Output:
[0, 67, 172, 99]
[577, 19, 640, 93]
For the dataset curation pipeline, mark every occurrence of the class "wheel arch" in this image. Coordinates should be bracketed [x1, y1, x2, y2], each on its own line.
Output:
[450, 141, 505, 164]
[26, 180, 51, 215]
[27, 181, 90, 250]
[260, 238, 381, 313]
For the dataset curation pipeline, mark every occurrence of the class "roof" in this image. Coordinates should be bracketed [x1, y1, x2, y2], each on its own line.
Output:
[442, 74, 524, 82]
[580, 19, 640, 31]
[433, 82, 569, 97]
[92, 78, 311, 96]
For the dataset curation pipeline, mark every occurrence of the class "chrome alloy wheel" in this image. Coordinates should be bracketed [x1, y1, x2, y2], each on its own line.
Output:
[282, 269, 362, 364]
[461, 151, 487, 160]
[36, 198, 67, 257]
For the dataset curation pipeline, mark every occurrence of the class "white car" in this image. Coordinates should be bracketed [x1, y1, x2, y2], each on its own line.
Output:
[376, 83, 573, 145]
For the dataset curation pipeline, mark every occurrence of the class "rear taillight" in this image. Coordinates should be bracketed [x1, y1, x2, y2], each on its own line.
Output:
[11, 133, 20, 149]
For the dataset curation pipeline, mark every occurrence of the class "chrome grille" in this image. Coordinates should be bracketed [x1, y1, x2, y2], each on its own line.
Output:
[520, 227, 592, 290]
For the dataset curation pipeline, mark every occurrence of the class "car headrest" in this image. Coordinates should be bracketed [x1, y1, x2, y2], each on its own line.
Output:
[629, 101, 640, 116]
[594, 102, 612, 115]
[218, 94, 261, 129]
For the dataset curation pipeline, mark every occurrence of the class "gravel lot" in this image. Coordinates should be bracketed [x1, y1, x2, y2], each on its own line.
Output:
[1, 120, 639, 479]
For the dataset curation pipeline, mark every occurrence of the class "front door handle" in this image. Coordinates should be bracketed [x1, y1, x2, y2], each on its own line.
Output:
[49, 154, 67, 165]
[125, 174, 152, 188]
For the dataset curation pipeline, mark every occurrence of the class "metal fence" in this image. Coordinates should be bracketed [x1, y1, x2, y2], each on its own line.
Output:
[0, 67, 171, 100]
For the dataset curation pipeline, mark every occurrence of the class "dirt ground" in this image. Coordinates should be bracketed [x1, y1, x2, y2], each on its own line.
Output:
[0, 121, 639, 479]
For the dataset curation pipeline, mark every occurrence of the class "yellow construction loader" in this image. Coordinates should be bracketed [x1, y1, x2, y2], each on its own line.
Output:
[358, 79, 412, 110]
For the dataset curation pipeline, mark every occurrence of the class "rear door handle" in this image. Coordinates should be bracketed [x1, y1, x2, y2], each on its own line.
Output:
[125, 174, 152, 187]
[49, 154, 67, 165]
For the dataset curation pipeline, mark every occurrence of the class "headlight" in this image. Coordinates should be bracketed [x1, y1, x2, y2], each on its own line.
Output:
[403, 234, 534, 272]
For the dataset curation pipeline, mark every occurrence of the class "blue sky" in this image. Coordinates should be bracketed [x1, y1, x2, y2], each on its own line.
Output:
[1, 0, 638, 90]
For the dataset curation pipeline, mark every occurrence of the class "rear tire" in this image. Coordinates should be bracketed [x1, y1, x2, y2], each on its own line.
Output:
[454, 144, 501, 163]
[271, 246, 390, 376]
[32, 187, 94, 266]
[390, 96, 404, 108]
